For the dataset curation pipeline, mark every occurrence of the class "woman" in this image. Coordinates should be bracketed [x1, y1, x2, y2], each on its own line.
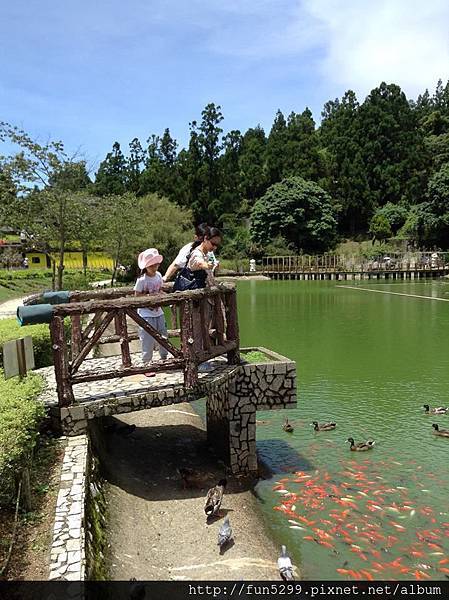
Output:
[187, 226, 222, 287]
[163, 223, 211, 282]
[185, 226, 222, 350]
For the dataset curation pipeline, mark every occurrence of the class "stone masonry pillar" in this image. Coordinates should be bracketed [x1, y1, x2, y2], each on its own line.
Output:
[206, 354, 296, 475]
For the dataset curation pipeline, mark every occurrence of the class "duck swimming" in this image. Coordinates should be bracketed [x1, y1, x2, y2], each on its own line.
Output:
[282, 418, 294, 433]
[423, 404, 448, 415]
[432, 424, 449, 437]
[204, 479, 227, 519]
[346, 437, 375, 451]
[311, 421, 336, 431]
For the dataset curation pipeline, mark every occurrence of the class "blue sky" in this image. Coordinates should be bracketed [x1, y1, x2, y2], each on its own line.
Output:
[1, 0, 448, 171]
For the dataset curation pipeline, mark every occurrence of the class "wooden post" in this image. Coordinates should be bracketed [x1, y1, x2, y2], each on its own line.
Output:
[50, 315, 75, 407]
[71, 314, 82, 360]
[180, 300, 198, 389]
[116, 309, 131, 368]
[170, 304, 178, 330]
[225, 289, 240, 365]
[213, 293, 225, 345]
[21, 467, 32, 511]
[16, 338, 27, 380]
[199, 299, 211, 351]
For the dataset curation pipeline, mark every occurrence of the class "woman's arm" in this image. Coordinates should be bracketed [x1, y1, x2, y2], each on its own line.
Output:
[163, 260, 179, 282]
[189, 255, 210, 270]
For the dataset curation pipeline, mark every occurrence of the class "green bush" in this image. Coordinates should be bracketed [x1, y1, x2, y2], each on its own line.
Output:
[0, 270, 53, 282]
[0, 371, 45, 507]
[0, 319, 55, 368]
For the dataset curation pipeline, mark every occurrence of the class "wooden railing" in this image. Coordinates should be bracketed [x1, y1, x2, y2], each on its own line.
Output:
[47, 283, 239, 407]
[262, 252, 449, 273]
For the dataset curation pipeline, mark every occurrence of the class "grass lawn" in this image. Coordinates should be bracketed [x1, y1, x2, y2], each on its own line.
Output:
[0, 269, 112, 304]
[0, 276, 52, 304]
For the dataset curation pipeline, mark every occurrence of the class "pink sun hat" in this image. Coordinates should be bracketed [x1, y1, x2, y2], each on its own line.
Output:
[138, 248, 163, 270]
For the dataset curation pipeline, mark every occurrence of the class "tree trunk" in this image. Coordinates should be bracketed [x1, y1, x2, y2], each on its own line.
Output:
[111, 240, 121, 288]
[82, 247, 88, 277]
[57, 202, 65, 291]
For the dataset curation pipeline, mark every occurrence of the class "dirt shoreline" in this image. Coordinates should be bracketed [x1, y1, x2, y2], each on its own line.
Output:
[96, 402, 295, 580]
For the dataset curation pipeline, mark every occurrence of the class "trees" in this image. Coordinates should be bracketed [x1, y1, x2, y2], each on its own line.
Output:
[369, 214, 392, 245]
[283, 108, 322, 182]
[0, 122, 93, 289]
[101, 192, 192, 285]
[94, 141, 129, 196]
[320, 91, 372, 236]
[358, 83, 427, 208]
[265, 110, 288, 185]
[238, 126, 268, 212]
[250, 177, 339, 253]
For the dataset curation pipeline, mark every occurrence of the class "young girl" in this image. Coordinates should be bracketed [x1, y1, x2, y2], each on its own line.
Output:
[134, 248, 168, 368]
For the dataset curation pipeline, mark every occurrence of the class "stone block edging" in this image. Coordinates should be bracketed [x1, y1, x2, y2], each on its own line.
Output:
[49, 435, 88, 581]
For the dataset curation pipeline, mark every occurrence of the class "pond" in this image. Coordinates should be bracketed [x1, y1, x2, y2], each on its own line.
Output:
[237, 279, 449, 581]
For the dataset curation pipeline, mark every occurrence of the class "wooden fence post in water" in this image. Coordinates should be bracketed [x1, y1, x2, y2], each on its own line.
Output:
[50, 315, 75, 407]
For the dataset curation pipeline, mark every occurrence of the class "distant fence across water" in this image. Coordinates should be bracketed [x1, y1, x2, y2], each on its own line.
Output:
[262, 251, 449, 274]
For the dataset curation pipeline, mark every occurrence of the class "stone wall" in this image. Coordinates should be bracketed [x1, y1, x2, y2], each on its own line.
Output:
[206, 348, 297, 474]
[39, 347, 297, 476]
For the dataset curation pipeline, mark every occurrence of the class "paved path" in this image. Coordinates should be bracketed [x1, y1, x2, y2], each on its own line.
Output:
[0, 296, 24, 320]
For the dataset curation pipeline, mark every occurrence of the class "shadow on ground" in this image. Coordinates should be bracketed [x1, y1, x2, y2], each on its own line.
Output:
[89, 415, 254, 502]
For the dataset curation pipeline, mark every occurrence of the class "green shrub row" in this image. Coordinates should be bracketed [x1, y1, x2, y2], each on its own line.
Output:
[0, 319, 55, 369]
[0, 371, 45, 507]
[0, 270, 54, 281]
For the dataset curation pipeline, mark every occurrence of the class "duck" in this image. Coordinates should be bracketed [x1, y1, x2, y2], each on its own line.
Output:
[311, 421, 336, 432]
[432, 424, 449, 438]
[423, 404, 448, 415]
[204, 479, 227, 519]
[278, 545, 294, 581]
[346, 437, 375, 451]
[282, 418, 294, 433]
[177, 467, 212, 489]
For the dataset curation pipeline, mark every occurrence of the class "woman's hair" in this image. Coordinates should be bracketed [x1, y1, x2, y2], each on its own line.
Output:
[191, 225, 221, 251]
[195, 222, 209, 238]
[204, 226, 221, 241]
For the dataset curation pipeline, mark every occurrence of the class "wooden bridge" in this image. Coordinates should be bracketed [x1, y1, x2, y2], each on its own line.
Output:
[24, 284, 297, 474]
[261, 252, 449, 280]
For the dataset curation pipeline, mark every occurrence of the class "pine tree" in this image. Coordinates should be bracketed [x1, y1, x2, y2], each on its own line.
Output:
[94, 142, 129, 196]
[358, 82, 427, 209]
[320, 91, 372, 235]
[283, 108, 321, 181]
[265, 110, 288, 185]
[238, 126, 268, 213]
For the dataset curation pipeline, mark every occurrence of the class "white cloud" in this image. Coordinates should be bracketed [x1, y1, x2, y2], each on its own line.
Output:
[304, 0, 449, 98]
[181, 0, 448, 98]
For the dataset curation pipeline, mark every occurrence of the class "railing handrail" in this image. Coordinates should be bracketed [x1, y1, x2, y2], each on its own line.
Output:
[48, 283, 240, 407]
[50, 283, 235, 316]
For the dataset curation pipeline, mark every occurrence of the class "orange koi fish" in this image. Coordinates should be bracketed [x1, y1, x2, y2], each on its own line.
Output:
[359, 569, 374, 580]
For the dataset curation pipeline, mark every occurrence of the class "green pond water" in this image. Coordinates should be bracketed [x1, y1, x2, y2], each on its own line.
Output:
[236, 279, 449, 581]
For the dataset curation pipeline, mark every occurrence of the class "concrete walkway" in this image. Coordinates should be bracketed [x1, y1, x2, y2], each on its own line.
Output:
[0, 296, 24, 320]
